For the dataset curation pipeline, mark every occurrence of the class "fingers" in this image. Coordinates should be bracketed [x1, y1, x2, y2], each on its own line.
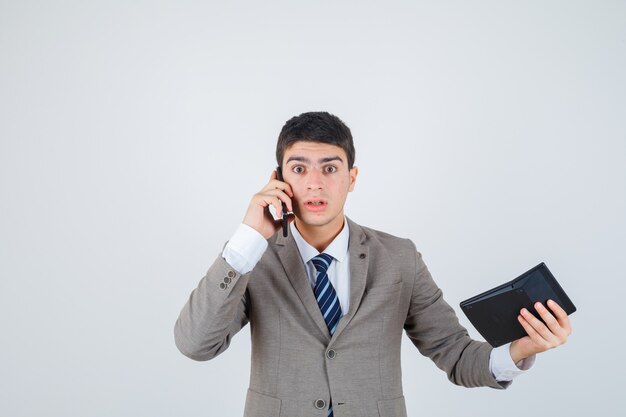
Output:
[534, 302, 561, 334]
[264, 181, 294, 199]
[517, 314, 542, 342]
[242, 170, 296, 239]
[274, 189, 292, 214]
[537, 301, 572, 341]
[520, 307, 556, 347]
[255, 169, 295, 215]
[518, 300, 571, 352]
[262, 170, 294, 218]
[265, 170, 294, 197]
[547, 299, 572, 332]
[256, 190, 292, 217]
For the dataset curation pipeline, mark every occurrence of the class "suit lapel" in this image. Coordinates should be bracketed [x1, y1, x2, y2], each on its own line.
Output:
[330, 216, 369, 342]
[274, 229, 331, 341]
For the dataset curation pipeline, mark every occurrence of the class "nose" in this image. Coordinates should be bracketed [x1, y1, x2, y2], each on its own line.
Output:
[306, 168, 323, 190]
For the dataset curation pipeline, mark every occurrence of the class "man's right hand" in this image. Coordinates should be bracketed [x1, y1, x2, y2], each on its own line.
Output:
[242, 169, 295, 239]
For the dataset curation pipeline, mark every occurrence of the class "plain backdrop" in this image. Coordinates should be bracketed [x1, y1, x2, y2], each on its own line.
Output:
[1, 1, 625, 416]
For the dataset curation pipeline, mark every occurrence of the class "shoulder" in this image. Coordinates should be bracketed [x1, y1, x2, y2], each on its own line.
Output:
[360, 223, 413, 247]
[349, 218, 421, 261]
[351, 222, 429, 285]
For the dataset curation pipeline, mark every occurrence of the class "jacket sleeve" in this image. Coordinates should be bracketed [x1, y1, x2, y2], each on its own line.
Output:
[403, 240, 510, 389]
[174, 253, 252, 361]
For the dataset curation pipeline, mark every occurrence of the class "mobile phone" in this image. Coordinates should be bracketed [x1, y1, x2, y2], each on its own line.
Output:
[276, 166, 289, 237]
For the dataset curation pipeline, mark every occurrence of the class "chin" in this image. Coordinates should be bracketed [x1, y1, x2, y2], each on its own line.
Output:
[299, 212, 340, 228]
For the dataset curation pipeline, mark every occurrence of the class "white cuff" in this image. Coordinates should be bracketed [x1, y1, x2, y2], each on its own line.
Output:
[489, 343, 536, 382]
[222, 223, 268, 275]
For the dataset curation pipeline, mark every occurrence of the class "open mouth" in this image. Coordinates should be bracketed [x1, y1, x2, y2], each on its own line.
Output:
[304, 199, 328, 211]
[305, 199, 327, 206]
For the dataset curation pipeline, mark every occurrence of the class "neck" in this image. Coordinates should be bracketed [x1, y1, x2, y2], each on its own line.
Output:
[294, 215, 345, 253]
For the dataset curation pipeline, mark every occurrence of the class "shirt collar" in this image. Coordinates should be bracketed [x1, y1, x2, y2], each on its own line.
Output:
[289, 216, 350, 264]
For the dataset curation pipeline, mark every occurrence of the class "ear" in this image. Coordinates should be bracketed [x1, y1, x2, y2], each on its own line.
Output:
[348, 166, 358, 192]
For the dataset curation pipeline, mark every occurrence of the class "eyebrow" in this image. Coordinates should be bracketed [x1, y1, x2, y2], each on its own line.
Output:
[285, 155, 344, 165]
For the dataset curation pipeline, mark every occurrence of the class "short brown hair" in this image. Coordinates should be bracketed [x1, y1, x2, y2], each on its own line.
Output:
[276, 112, 355, 169]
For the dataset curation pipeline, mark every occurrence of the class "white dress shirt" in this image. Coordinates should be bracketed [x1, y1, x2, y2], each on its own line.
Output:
[221, 218, 534, 382]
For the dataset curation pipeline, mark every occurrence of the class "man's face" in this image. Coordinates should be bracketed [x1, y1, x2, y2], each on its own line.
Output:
[281, 141, 358, 231]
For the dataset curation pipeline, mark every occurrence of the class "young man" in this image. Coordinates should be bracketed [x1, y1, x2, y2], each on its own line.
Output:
[174, 112, 571, 417]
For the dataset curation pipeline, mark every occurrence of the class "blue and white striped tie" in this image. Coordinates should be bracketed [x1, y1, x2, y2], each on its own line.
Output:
[311, 253, 342, 417]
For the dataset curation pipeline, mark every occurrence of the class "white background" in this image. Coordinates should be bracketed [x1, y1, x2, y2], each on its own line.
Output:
[1, 1, 625, 416]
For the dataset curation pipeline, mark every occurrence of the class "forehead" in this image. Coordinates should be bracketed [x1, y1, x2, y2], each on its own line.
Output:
[283, 141, 347, 163]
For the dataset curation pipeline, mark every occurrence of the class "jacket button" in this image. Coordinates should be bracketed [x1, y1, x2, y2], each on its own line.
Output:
[326, 349, 336, 359]
[227, 270, 235, 278]
[219, 282, 227, 290]
[314, 399, 326, 409]
[223, 277, 231, 284]
[359, 253, 366, 259]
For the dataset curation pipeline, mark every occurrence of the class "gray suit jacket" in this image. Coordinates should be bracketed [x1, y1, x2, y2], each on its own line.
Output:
[174, 216, 508, 417]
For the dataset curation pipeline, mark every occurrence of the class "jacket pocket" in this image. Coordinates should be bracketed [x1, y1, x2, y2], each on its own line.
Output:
[244, 389, 281, 417]
[365, 281, 403, 295]
[377, 395, 407, 417]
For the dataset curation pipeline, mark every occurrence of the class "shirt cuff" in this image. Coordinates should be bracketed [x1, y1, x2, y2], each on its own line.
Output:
[222, 223, 268, 275]
[489, 343, 536, 382]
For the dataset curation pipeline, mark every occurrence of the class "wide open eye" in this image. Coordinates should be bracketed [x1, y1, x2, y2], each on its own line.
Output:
[324, 165, 337, 173]
[292, 165, 304, 174]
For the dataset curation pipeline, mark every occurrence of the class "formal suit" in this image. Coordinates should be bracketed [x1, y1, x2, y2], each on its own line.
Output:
[174, 216, 509, 417]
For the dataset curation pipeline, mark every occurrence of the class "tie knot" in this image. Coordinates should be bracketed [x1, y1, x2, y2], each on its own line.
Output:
[311, 253, 333, 275]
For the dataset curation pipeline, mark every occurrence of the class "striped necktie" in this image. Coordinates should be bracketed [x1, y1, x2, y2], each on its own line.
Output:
[312, 253, 342, 336]
[311, 253, 342, 417]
